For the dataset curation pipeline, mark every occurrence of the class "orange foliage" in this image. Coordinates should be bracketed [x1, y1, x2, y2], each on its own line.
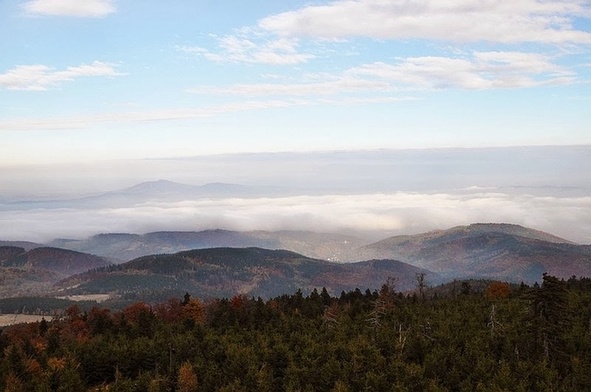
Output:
[31, 337, 47, 354]
[485, 282, 511, 300]
[177, 361, 198, 392]
[182, 298, 205, 325]
[48, 357, 67, 372]
[122, 302, 152, 324]
[26, 358, 43, 376]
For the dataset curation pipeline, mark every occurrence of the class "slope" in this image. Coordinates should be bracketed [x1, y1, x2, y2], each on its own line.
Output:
[48, 229, 367, 262]
[356, 223, 591, 282]
[55, 247, 438, 299]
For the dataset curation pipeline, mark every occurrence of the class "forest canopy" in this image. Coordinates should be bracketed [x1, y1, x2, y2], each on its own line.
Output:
[1, 275, 590, 391]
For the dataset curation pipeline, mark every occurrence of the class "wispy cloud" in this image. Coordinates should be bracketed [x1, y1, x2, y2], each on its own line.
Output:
[0, 95, 421, 131]
[0, 61, 124, 91]
[259, 0, 591, 44]
[188, 51, 575, 97]
[178, 35, 314, 65]
[22, 0, 116, 17]
[0, 99, 309, 131]
[348, 51, 575, 90]
[188, 77, 392, 96]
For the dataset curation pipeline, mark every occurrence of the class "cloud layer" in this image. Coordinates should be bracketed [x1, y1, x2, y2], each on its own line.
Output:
[2, 191, 590, 244]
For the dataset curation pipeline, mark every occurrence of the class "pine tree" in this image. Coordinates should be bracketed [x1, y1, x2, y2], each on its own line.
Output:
[528, 273, 570, 364]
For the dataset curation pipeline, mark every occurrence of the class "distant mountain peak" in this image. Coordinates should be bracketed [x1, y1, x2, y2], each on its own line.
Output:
[121, 179, 194, 194]
[357, 223, 588, 282]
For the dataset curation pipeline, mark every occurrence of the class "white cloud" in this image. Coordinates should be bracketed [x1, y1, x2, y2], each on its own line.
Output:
[178, 35, 314, 65]
[188, 51, 574, 97]
[1, 192, 590, 244]
[349, 52, 575, 89]
[259, 0, 591, 44]
[23, 0, 116, 17]
[0, 61, 124, 91]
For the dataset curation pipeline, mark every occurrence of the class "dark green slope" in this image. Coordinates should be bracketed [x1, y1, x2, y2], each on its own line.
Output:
[55, 247, 437, 299]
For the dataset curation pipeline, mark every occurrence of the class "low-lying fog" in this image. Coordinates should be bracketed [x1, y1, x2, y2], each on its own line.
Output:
[1, 146, 590, 244]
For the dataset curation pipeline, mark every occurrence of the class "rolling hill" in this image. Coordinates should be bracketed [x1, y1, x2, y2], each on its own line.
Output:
[354, 223, 591, 282]
[2, 223, 589, 301]
[48, 229, 367, 262]
[55, 247, 438, 299]
[0, 246, 112, 298]
[0, 246, 112, 276]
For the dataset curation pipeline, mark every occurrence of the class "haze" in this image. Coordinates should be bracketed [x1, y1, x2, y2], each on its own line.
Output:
[1, 147, 590, 244]
[1, 1, 590, 244]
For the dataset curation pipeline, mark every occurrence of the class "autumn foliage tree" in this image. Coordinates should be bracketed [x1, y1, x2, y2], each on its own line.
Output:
[485, 281, 511, 300]
[178, 361, 198, 392]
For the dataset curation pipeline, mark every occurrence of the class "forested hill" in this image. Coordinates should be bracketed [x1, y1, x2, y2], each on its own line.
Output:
[0, 246, 112, 298]
[55, 247, 437, 299]
[0, 246, 111, 276]
[48, 229, 366, 262]
[354, 223, 591, 282]
[3, 275, 591, 391]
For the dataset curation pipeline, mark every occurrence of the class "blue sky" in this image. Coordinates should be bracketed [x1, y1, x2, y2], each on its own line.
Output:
[1, 0, 590, 164]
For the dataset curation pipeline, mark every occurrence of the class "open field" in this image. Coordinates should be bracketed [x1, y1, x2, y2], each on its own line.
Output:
[56, 294, 111, 303]
[0, 314, 48, 327]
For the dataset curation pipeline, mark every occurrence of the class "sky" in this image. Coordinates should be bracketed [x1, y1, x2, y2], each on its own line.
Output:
[1, 1, 591, 245]
[1, 0, 590, 165]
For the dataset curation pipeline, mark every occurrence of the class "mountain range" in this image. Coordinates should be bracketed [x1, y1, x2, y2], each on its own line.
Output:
[0, 180, 286, 210]
[1, 223, 590, 301]
[48, 229, 366, 262]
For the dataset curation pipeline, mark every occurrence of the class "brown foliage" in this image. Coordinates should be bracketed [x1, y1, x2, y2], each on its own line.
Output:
[485, 281, 511, 300]
[121, 302, 152, 324]
[47, 357, 67, 372]
[182, 298, 205, 325]
[177, 361, 198, 392]
[25, 358, 43, 377]
[154, 297, 184, 323]
[230, 294, 248, 310]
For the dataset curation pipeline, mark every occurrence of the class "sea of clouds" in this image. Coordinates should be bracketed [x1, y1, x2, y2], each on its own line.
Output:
[1, 147, 589, 244]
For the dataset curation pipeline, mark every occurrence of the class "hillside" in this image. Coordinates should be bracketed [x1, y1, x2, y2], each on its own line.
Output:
[48, 229, 366, 262]
[0, 246, 112, 275]
[55, 247, 437, 299]
[0, 246, 112, 298]
[0, 240, 42, 251]
[355, 223, 591, 282]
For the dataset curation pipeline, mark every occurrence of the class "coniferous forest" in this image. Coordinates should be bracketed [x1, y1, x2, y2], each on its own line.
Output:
[2, 274, 591, 391]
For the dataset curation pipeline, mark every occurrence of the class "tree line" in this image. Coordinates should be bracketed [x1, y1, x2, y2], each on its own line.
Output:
[1, 274, 590, 391]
